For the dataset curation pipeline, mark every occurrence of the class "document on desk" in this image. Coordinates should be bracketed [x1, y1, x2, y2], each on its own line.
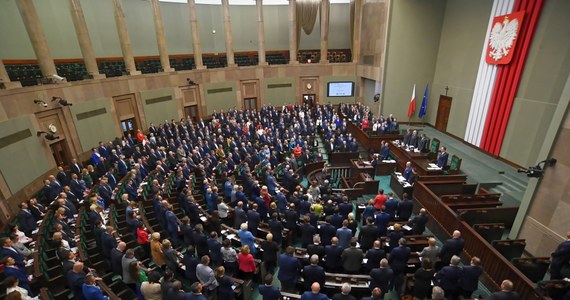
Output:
[403, 225, 412, 231]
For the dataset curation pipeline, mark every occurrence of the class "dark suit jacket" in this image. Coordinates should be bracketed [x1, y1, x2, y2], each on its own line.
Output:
[396, 199, 413, 221]
[369, 267, 394, 294]
[459, 265, 483, 292]
[388, 246, 411, 273]
[307, 244, 326, 262]
[164, 247, 179, 272]
[489, 291, 520, 300]
[341, 247, 364, 273]
[110, 248, 124, 276]
[319, 223, 336, 246]
[258, 284, 282, 300]
[332, 294, 356, 300]
[410, 214, 429, 235]
[19, 209, 37, 233]
[165, 211, 178, 234]
[324, 244, 343, 270]
[183, 253, 199, 283]
[278, 254, 301, 283]
[303, 264, 326, 289]
[358, 225, 378, 251]
[4, 266, 29, 290]
[101, 232, 117, 258]
[364, 248, 386, 271]
[1, 247, 26, 267]
[439, 238, 465, 266]
[436, 265, 463, 292]
[300, 223, 316, 247]
[67, 271, 86, 300]
[551, 240, 570, 268]
[437, 152, 449, 168]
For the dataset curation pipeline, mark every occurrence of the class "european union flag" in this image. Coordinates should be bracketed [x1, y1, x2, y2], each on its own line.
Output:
[418, 84, 429, 118]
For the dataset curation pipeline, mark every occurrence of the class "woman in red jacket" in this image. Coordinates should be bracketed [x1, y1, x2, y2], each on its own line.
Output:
[136, 222, 150, 255]
[237, 245, 256, 281]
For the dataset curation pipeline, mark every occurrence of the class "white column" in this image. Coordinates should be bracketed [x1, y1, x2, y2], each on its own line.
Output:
[68, 0, 104, 79]
[221, 0, 236, 67]
[320, 0, 329, 63]
[188, 0, 205, 69]
[289, 0, 298, 64]
[16, 0, 58, 78]
[0, 60, 22, 89]
[150, 0, 174, 72]
[256, 0, 266, 65]
[112, 0, 141, 75]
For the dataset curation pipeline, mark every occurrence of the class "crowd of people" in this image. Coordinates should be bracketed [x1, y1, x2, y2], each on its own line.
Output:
[3, 102, 561, 300]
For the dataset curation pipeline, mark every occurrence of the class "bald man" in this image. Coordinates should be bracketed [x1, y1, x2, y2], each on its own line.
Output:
[489, 280, 520, 300]
[438, 230, 464, 270]
[300, 282, 330, 300]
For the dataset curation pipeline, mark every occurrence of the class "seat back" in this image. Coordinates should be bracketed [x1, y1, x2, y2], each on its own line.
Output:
[449, 155, 462, 173]
[473, 223, 505, 243]
[512, 257, 551, 282]
[492, 239, 526, 261]
[430, 138, 440, 154]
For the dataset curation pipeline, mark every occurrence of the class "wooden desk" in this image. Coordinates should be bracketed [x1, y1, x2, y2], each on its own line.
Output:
[376, 160, 397, 176]
[343, 115, 403, 151]
[350, 159, 375, 178]
[330, 152, 359, 166]
[388, 142, 442, 176]
[390, 173, 414, 199]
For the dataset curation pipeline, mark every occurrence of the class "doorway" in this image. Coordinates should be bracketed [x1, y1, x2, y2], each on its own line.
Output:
[435, 95, 452, 132]
[244, 98, 257, 111]
[120, 118, 137, 137]
[303, 94, 316, 108]
[184, 105, 200, 123]
[50, 140, 72, 167]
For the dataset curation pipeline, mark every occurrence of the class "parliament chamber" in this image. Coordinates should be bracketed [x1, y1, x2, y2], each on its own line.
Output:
[1, 0, 570, 300]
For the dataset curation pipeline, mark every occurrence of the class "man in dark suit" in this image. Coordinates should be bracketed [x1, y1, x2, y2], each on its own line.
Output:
[403, 161, 413, 181]
[319, 217, 337, 247]
[28, 198, 45, 221]
[247, 204, 261, 233]
[388, 238, 411, 294]
[101, 226, 118, 270]
[364, 240, 386, 273]
[278, 246, 302, 293]
[436, 146, 449, 168]
[258, 274, 282, 300]
[56, 166, 69, 186]
[285, 203, 299, 240]
[361, 288, 383, 300]
[489, 279, 520, 300]
[418, 133, 428, 152]
[300, 216, 316, 248]
[110, 242, 126, 277]
[67, 262, 87, 300]
[550, 230, 570, 279]
[325, 237, 343, 273]
[307, 235, 326, 263]
[3, 256, 31, 293]
[341, 239, 364, 274]
[435, 255, 463, 299]
[303, 254, 326, 290]
[358, 218, 378, 252]
[70, 173, 86, 199]
[70, 158, 82, 175]
[18, 202, 37, 235]
[459, 256, 483, 299]
[183, 246, 199, 284]
[332, 283, 357, 300]
[439, 230, 465, 270]
[165, 205, 180, 246]
[1, 237, 27, 268]
[369, 258, 393, 299]
[301, 282, 329, 300]
[234, 201, 248, 229]
[374, 208, 391, 237]
[396, 193, 414, 221]
[409, 130, 419, 148]
[268, 213, 284, 246]
[409, 208, 429, 235]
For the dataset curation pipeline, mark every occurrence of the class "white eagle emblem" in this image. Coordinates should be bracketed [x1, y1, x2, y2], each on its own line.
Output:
[488, 17, 519, 61]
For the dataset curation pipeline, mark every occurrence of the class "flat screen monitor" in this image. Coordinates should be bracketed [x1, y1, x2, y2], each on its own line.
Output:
[327, 81, 355, 97]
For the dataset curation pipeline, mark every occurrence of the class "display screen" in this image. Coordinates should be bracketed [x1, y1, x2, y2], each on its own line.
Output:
[327, 81, 355, 97]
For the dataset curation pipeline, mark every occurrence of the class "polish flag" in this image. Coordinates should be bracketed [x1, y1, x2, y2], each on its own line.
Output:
[407, 84, 416, 118]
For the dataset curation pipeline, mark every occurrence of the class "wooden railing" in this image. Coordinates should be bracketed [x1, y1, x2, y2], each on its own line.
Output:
[413, 181, 545, 299]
